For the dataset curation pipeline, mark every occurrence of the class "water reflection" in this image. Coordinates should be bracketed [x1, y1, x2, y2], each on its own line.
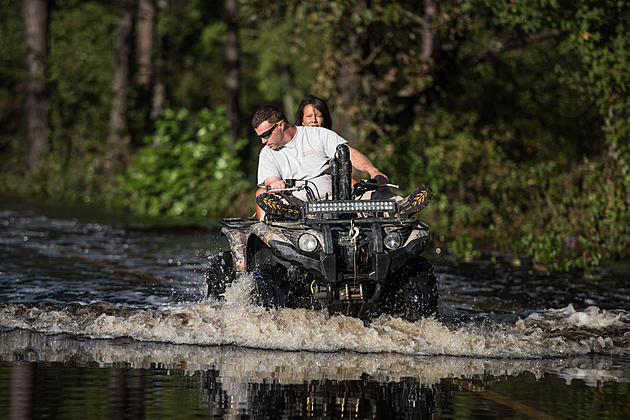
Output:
[110, 368, 145, 420]
[1, 329, 630, 418]
[8, 362, 33, 420]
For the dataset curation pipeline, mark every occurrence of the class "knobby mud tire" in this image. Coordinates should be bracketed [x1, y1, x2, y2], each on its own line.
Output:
[252, 264, 289, 309]
[379, 257, 438, 321]
[251, 264, 315, 310]
[206, 251, 236, 300]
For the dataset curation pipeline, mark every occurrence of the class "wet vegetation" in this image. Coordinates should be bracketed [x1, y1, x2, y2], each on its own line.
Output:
[1, 0, 629, 272]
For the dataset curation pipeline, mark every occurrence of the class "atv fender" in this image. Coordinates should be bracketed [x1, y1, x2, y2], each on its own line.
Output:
[221, 226, 250, 272]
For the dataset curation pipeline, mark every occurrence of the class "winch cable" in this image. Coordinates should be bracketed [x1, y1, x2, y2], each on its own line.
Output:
[349, 220, 360, 286]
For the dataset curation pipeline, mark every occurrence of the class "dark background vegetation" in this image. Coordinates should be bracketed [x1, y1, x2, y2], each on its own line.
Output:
[1, 0, 629, 272]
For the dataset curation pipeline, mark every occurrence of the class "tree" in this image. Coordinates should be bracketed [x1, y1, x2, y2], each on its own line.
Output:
[106, 0, 134, 169]
[224, 0, 240, 143]
[137, 0, 160, 130]
[22, 0, 49, 173]
[136, 0, 154, 89]
[150, 0, 165, 119]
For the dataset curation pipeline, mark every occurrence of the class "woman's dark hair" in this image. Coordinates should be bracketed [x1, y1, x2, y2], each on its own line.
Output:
[295, 95, 333, 129]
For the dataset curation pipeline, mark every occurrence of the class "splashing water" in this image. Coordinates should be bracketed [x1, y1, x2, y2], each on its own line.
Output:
[1, 204, 630, 362]
[1, 275, 628, 358]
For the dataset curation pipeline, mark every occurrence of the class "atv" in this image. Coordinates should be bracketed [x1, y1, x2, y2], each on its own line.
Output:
[207, 144, 438, 321]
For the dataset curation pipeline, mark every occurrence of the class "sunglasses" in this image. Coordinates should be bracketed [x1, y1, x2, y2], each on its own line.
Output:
[258, 120, 283, 139]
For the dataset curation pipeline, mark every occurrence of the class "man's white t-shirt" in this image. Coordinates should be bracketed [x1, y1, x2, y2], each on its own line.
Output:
[257, 126, 347, 200]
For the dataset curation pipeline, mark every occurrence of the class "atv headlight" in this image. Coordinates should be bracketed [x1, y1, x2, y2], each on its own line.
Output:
[298, 233, 319, 252]
[384, 232, 402, 250]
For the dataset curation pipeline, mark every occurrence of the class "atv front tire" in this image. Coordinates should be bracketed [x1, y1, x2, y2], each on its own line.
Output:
[379, 257, 438, 321]
[252, 264, 289, 309]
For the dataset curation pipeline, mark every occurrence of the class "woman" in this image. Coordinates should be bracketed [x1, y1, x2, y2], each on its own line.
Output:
[295, 95, 333, 129]
[296, 95, 366, 186]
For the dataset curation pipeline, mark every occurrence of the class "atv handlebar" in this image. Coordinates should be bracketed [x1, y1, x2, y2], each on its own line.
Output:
[257, 178, 399, 201]
[351, 179, 399, 199]
[361, 180, 399, 189]
[260, 179, 319, 201]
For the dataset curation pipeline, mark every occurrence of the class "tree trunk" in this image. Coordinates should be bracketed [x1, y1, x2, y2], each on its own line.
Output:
[151, 75, 166, 120]
[137, 0, 156, 144]
[225, 0, 240, 144]
[22, 0, 49, 174]
[420, 0, 438, 108]
[107, 0, 134, 169]
[150, 0, 166, 120]
[136, 0, 155, 89]
[421, 0, 436, 61]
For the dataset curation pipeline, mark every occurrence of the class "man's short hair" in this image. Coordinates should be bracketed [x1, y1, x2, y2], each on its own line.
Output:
[251, 105, 287, 129]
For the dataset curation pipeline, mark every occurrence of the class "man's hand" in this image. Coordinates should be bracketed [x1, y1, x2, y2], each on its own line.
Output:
[265, 177, 286, 190]
[372, 173, 390, 185]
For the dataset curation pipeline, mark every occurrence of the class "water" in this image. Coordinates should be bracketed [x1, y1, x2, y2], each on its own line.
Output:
[1, 197, 630, 418]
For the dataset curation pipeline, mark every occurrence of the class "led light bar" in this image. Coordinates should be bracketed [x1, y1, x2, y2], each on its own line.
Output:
[306, 200, 397, 214]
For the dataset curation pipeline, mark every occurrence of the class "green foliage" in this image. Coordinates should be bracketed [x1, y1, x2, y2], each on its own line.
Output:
[448, 236, 481, 262]
[0, 1, 119, 204]
[158, 2, 224, 106]
[518, 159, 630, 272]
[118, 107, 251, 219]
[47, 1, 118, 183]
[391, 103, 629, 272]
[1, 0, 629, 270]
[239, 1, 322, 114]
[0, 0, 25, 161]
[520, 233, 572, 272]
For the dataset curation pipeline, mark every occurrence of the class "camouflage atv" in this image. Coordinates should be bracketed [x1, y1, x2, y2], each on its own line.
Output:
[207, 144, 438, 321]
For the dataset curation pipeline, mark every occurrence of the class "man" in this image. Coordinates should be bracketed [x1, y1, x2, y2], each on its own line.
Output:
[252, 105, 430, 220]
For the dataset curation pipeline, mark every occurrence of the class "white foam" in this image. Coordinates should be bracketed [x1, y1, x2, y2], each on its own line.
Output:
[0, 279, 629, 358]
